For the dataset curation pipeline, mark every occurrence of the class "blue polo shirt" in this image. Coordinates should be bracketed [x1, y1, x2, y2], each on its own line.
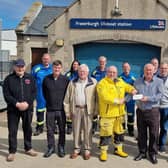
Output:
[91, 66, 106, 82]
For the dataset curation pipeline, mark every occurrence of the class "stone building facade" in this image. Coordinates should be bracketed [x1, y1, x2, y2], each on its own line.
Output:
[16, 2, 65, 71]
[46, 0, 168, 74]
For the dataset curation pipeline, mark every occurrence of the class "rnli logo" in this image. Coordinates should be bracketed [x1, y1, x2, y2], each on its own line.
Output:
[25, 79, 30, 84]
[158, 20, 165, 26]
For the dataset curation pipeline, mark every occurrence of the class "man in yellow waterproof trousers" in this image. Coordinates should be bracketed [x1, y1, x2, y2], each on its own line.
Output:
[97, 66, 137, 161]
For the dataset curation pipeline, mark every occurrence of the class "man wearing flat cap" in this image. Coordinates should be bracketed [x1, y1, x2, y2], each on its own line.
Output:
[3, 58, 38, 162]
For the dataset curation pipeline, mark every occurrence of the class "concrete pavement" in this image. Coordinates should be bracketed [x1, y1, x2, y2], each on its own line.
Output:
[0, 111, 168, 168]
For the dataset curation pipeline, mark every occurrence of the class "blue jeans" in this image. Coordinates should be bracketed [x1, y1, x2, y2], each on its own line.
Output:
[159, 108, 168, 148]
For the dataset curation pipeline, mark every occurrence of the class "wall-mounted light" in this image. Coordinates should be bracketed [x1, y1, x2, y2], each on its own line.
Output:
[111, 0, 122, 17]
[26, 37, 30, 41]
[55, 39, 64, 47]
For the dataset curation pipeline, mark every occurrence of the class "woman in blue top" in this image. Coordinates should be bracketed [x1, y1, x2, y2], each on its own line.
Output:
[65, 60, 80, 81]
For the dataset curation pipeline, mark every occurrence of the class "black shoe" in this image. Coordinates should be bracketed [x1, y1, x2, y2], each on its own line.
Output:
[43, 148, 55, 158]
[58, 145, 65, 158]
[134, 153, 147, 161]
[149, 154, 158, 164]
[33, 129, 43, 136]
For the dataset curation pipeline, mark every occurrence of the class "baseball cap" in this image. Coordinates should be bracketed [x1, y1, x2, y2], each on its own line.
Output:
[14, 59, 25, 66]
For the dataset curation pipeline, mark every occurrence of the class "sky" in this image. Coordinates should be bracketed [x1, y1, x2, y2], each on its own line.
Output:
[0, 0, 74, 30]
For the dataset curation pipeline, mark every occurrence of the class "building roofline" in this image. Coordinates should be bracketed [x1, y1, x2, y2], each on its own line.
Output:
[16, 33, 47, 37]
[15, 2, 43, 34]
[16, 3, 66, 35]
[2, 29, 15, 31]
[42, 5, 66, 8]
[45, 0, 80, 29]
[157, 0, 168, 10]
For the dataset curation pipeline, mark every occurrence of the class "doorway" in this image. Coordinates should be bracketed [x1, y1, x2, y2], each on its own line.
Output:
[31, 48, 48, 67]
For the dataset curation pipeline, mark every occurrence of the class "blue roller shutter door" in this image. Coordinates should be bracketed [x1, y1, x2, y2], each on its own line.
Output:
[74, 43, 160, 76]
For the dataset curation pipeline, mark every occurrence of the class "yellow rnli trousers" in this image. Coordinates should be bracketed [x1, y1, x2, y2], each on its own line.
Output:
[99, 116, 128, 160]
[100, 116, 124, 137]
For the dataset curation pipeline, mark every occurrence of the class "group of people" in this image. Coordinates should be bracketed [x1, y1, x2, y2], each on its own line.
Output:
[2, 54, 168, 165]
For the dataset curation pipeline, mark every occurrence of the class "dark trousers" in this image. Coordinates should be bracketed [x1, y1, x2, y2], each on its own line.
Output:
[46, 110, 66, 149]
[159, 108, 168, 147]
[7, 110, 33, 153]
[136, 108, 160, 155]
[66, 119, 72, 130]
[36, 110, 45, 130]
[126, 101, 135, 133]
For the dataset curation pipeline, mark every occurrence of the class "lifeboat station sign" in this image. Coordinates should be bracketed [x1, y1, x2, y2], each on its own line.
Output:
[70, 18, 166, 30]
